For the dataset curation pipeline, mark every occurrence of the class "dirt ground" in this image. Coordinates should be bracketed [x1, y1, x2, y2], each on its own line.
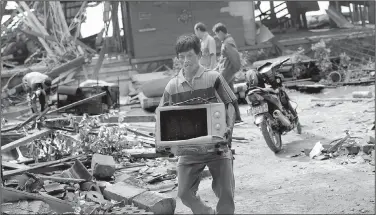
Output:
[166, 85, 375, 214]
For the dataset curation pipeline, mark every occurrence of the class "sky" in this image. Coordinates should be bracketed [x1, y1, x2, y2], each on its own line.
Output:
[3, 1, 348, 38]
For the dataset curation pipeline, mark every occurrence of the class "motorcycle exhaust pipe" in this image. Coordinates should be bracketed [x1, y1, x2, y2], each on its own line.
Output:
[273, 110, 291, 128]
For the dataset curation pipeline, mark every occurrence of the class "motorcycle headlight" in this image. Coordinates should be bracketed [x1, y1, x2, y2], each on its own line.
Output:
[246, 93, 264, 105]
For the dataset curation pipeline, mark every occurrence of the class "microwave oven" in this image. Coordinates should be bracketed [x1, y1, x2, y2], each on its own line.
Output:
[155, 103, 227, 156]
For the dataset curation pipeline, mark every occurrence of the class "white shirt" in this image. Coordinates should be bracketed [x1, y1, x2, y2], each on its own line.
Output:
[200, 32, 217, 69]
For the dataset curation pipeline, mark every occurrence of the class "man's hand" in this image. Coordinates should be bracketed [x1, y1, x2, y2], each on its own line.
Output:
[223, 126, 233, 145]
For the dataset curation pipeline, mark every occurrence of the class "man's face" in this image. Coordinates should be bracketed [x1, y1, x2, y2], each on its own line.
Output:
[178, 49, 200, 74]
[214, 31, 225, 41]
[194, 28, 201, 39]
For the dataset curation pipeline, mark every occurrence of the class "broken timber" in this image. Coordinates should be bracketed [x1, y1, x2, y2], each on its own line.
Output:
[1, 129, 52, 153]
[1, 187, 74, 214]
[1, 113, 38, 133]
[47, 92, 106, 114]
[48, 114, 156, 124]
[37, 175, 86, 183]
[3, 155, 84, 179]
[2, 161, 30, 170]
[20, 29, 97, 54]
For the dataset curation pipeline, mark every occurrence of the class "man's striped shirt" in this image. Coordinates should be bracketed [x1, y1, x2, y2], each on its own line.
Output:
[158, 65, 237, 165]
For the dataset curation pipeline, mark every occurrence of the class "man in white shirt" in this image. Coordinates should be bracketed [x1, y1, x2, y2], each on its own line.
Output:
[22, 72, 52, 113]
[194, 22, 217, 70]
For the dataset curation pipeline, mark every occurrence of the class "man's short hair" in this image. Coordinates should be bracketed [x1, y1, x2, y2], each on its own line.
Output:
[175, 33, 201, 56]
[195, 22, 207, 32]
[44, 78, 52, 87]
[212, 22, 228, 34]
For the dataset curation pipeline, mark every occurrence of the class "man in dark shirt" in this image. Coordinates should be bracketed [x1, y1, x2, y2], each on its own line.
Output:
[158, 34, 236, 214]
[212, 23, 243, 123]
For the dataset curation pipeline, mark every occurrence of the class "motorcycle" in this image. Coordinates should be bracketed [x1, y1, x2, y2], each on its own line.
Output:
[245, 58, 302, 153]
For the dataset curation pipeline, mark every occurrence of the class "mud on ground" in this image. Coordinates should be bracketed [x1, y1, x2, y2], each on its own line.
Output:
[170, 85, 375, 214]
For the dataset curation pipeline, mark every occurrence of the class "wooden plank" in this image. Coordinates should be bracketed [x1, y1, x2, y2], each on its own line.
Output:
[47, 92, 107, 114]
[1, 187, 74, 214]
[3, 155, 84, 179]
[47, 56, 85, 78]
[73, 114, 156, 123]
[20, 28, 96, 54]
[64, 68, 78, 82]
[2, 161, 30, 170]
[1, 113, 38, 133]
[2, 107, 31, 119]
[51, 68, 76, 85]
[92, 37, 108, 79]
[37, 176, 86, 183]
[1, 129, 52, 153]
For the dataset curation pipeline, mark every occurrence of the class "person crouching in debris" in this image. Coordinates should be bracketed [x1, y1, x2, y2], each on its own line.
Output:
[158, 34, 236, 214]
[22, 72, 52, 113]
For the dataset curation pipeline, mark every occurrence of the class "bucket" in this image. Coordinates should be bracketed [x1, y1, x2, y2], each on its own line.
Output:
[328, 71, 342, 83]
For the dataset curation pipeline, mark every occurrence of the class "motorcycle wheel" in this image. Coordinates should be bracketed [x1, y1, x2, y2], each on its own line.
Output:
[260, 115, 282, 153]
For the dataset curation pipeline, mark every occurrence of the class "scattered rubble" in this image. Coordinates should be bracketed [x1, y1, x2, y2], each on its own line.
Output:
[300, 131, 375, 167]
[1, 113, 179, 214]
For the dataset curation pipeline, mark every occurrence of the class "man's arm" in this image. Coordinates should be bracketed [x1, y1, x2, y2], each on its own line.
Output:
[223, 43, 241, 69]
[225, 102, 236, 132]
[158, 90, 171, 107]
[214, 74, 238, 142]
[208, 37, 217, 70]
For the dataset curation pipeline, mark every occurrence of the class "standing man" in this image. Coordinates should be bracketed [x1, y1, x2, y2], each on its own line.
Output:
[212, 23, 243, 123]
[158, 34, 236, 214]
[194, 22, 217, 70]
[22, 72, 52, 113]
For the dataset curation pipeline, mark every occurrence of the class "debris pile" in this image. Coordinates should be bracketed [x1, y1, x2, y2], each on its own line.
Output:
[302, 131, 375, 166]
[1, 113, 178, 214]
[1, 1, 94, 68]
[1, 1, 107, 110]
[313, 38, 375, 85]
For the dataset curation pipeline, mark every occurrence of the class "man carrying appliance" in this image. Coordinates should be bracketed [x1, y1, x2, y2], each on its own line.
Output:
[194, 22, 217, 70]
[158, 34, 236, 214]
[22, 71, 52, 113]
[212, 22, 243, 123]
